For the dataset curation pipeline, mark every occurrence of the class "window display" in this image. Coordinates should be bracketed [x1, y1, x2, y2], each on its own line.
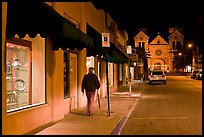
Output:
[108, 63, 114, 86]
[6, 36, 46, 112]
[64, 51, 70, 98]
[6, 42, 31, 110]
[86, 56, 94, 73]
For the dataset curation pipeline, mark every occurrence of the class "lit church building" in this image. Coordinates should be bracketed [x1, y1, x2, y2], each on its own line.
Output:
[134, 28, 184, 73]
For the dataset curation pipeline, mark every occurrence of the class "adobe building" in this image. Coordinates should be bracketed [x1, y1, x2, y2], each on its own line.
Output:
[2, 2, 129, 134]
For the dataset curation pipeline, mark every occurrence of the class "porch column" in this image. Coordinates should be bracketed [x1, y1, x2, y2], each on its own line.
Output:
[77, 4, 87, 107]
[77, 49, 87, 108]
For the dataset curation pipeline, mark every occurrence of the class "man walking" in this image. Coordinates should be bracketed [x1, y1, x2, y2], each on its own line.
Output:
[82, 67, 100, 116]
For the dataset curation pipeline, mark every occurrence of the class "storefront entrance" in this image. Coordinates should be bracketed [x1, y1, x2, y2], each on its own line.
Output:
[69, 53, 77, 110]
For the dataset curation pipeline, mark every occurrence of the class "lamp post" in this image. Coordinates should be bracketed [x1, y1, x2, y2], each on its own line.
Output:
[185, 44, 192, 72]
[191, 45, 198, 72]
[178, 52, 183, 72]
[127, 45, 132, 97]
[195, 46, 199, 70]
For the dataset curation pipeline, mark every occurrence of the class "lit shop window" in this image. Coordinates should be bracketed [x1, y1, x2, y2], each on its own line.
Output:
[97, 60, 101, 82]
[86, 56, 94, 73]
[119, 64, 123, 81]
[64, 51, 70, 98]
[108, 62, 114, 86]
[6, 36, 45, 112]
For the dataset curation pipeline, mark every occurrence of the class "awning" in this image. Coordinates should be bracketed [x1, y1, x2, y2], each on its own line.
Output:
[86, 24, 129, 64]
[6, 1, 94, 50]
[105, 43, 129, 63]
[86, 24, 104, 57]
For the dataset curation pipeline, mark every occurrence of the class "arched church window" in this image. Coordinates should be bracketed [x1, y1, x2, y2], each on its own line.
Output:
[172, 41, 176, 49]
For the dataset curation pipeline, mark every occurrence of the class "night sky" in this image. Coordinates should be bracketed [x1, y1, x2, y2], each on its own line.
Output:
[92, 0, 203, 49]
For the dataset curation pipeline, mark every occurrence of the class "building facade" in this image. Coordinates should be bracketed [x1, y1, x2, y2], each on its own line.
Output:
[134, 29, 184, 76]
[148, 33, 172, 72]
[2, 2, 129, 134]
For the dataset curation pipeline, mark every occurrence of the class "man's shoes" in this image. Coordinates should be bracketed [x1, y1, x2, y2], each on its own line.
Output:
[88, 112, 93, 116]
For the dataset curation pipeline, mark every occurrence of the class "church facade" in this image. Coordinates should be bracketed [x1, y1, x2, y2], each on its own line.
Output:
[134, 28, 184, 73]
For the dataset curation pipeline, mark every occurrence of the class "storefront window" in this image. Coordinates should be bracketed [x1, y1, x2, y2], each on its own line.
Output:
[64, 51, 70, 98]
[97, 60, 101, 81]
[86, 56, 94, 73]
[6, 35, 45, 112]
[119, 64, 123, 81]
[108, 62, 114, 86]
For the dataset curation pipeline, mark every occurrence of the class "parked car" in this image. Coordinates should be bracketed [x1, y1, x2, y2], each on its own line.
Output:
[148, 70, 166, 84]
[195, 71, 202, 80]
[191, 70, 199, 79]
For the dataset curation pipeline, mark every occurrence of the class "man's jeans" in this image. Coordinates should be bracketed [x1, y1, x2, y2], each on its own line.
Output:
[85, 91, 96, 114]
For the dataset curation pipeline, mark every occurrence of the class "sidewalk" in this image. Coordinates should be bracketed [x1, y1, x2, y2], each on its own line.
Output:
[32, 81, 145, 135]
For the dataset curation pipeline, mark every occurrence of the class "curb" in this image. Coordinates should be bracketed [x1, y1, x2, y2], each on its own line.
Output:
[110, 93, 142, 135]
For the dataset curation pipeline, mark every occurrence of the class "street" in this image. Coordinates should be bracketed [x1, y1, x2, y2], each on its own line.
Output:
[120, 76, 202, 135]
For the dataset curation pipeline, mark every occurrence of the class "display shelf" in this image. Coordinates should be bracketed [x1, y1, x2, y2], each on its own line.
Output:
[6, 39, 32, 111]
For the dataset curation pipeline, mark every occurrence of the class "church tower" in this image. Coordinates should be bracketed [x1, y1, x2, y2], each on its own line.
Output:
[168, 28, 184, 72]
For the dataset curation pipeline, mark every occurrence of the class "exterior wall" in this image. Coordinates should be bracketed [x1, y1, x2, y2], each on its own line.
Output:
[53, 2, 104, 33]
[81, 3, 107, 99]
[2, 2, 7, 135]
[136, 32, 174, 72]
[77, 50, 87, 107]
[6, 104, 51, 134]
[100, 61, 107, 98]
[133, 31, 149, 78]
[168, 29, 184, 71]
[2, 2, 128, 134]
[4, 36, 52, 135]
[46, 36, 72, 120]
[2, 2, 84, 134]
[52, 2, 105, 107]
[148, 45, 171, 71]
[117, 31, 125, 49]
[109, 64, 118, 93]
[134, 31, 149, 52]
[51, 49, 66, 121]
[134, 31, 175, 73]
[168, 29, 184, 49]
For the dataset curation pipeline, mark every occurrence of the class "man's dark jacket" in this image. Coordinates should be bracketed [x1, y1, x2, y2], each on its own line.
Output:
[82, 73, 100, 92]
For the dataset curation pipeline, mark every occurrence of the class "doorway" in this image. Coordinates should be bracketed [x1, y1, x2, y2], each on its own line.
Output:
[69, 53, 77, 110]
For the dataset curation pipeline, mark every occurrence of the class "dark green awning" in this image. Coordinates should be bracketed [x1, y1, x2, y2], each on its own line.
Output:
[105, 43, 129, 64]
[86, 24, 104, 57]
[86, 24, 129, 64]
[6, 1, 94, 51]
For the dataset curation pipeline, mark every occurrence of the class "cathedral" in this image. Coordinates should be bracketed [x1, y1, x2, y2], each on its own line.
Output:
[134, 28, 184, 74]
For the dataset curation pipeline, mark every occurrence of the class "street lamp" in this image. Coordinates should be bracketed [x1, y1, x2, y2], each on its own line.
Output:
[191, 44, 199, 72]
[184, 44, 193, 72]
